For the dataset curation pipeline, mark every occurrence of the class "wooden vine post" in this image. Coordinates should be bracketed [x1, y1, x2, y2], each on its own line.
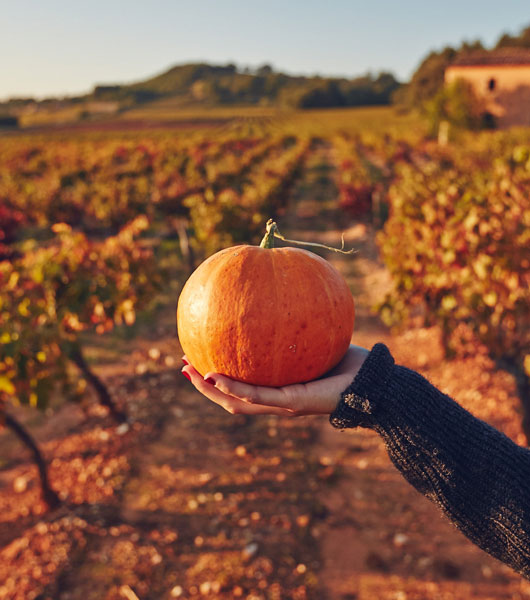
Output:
[1, 408, 61, 509]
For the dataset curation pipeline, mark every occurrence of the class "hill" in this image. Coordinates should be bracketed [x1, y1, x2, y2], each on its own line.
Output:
[90, 62, 401, 109]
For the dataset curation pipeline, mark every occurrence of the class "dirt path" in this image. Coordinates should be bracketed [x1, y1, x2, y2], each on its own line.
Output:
[280, 140, 530, 600]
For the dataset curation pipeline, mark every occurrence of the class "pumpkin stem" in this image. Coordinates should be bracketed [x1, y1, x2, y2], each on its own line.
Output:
[259, 219, 278, 248]
[259, 219, 356, 254]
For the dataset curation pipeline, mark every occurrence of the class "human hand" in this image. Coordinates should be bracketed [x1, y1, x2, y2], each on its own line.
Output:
[181, 345, 369, 417]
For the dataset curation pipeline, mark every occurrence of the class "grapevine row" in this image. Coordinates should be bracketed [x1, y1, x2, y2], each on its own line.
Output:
[0, 128, 310, 506]
[377, 139, 530, 439]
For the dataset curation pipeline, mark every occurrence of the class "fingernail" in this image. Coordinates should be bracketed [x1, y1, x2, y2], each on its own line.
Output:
[204, 376, 216, 385]
[182, 370, 191, 382]
[182, 357, 189, 365]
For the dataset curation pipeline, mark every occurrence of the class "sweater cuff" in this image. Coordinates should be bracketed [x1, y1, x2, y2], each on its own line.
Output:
[329, 343, 395, 429]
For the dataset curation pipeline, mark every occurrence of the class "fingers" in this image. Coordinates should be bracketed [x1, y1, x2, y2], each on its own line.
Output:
[181, 364, 295, 417]
[204, 372, 297, 408]
[180, 346, 369, 417]
[204, 371, 347, 415]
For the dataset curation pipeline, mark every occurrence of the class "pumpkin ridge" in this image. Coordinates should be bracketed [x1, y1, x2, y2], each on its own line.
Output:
[269, 249, 281, 386]
[315, 256, 337, 373]
[236, 247, 266, 379]
[231, 249, 246, 379]
[204, 251, 233, 375]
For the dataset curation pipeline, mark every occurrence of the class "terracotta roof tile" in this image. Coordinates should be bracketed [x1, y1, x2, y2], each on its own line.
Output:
[450, 48, 530, 66]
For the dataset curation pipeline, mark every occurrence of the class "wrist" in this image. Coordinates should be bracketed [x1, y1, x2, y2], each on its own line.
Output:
[329, 343, 394, 429]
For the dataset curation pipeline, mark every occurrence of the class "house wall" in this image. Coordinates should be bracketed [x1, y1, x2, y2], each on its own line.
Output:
[445, 65, 530, 127]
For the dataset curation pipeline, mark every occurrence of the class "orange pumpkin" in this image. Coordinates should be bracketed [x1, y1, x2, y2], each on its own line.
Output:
[177, 223, 354, 387]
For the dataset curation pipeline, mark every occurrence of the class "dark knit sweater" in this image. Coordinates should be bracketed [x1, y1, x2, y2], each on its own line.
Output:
[330, 343, 530, 579]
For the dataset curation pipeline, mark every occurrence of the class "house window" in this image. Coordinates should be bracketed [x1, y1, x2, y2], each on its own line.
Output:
[488, 78, 496, 91]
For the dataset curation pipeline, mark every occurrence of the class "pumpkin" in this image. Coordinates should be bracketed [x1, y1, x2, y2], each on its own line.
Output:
[177, 221, 354, 387]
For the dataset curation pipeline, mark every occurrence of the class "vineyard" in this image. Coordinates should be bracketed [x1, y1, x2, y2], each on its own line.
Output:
[1, 108, 530, 599]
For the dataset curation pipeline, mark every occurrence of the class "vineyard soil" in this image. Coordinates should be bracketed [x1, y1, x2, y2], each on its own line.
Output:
[0, 135, 529, 600]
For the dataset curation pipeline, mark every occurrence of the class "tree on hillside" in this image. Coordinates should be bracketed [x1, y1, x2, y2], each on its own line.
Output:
[277, 73, 400, 109]
[496, 25, 530, 48]
[256, 64, 274, 76]
[396, 47, 457, 110]
[297, 80, 345, 108]
[425, 79, 484, 136]
[395, 41, 484, 111]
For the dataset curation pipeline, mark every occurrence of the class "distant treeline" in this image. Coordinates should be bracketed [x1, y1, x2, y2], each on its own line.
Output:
[92, 63, 401, 109]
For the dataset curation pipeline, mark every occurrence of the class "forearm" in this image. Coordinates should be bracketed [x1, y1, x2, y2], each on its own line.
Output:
[331, 343, 530, 579]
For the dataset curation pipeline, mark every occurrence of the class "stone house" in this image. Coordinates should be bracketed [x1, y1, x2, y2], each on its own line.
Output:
[444, 49, 530, 128]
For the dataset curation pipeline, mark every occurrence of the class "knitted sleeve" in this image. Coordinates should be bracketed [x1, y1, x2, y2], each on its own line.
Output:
[330, 343, 530, 579]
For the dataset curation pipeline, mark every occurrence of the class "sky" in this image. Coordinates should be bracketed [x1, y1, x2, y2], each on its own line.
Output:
[1, 0, 530, 100]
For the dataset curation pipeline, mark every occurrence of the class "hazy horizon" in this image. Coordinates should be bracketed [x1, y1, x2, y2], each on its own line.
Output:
[2, 0, 529, 101]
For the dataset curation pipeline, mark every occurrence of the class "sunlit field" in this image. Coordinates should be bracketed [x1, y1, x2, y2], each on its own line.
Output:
[1, 107, 529, 599]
